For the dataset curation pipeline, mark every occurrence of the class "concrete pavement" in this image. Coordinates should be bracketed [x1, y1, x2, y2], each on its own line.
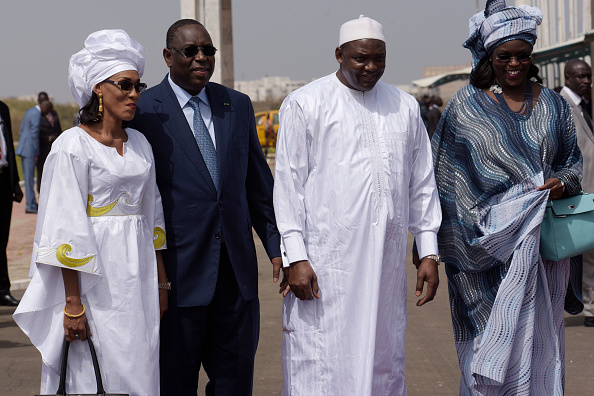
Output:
[1, 198, 593, 395]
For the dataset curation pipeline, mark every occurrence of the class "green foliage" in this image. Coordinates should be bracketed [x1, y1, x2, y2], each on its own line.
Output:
[1, 98, 80, 141]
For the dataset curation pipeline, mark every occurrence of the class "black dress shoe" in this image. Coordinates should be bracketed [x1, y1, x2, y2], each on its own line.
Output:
[0, 293, 20, 306]
[585, 317, 594, 327]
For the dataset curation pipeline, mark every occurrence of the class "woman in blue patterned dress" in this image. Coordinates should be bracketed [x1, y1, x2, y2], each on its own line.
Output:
[432, 1, 582, 395]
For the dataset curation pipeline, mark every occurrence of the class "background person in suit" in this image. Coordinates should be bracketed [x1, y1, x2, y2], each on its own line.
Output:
[130, 19, 282, 396]
[15, 101, 48, 213]
[36, 100, 61, 193]
[0, 100, 24, 306]
[561, 58, 594, 327]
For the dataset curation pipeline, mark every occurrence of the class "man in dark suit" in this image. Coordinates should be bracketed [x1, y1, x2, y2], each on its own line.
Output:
[129, 19, 282, 395]
[36, 100, 61, 193]
[0, 100, 24, 306]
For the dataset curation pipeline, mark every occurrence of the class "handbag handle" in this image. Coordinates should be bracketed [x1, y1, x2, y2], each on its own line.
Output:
[56, 336, 106, 395]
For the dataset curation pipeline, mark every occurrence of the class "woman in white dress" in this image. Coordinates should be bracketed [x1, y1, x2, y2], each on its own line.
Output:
[14, 30, 168, 396]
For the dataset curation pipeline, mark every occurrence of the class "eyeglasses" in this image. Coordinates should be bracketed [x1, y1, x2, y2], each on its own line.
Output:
[495, 54, 532, 64]
[103, 79, 147, 93]
[170, 45, 217, 58]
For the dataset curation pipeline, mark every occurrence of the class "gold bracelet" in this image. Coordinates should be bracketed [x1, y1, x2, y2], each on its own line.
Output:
[64, 304, 86, 318]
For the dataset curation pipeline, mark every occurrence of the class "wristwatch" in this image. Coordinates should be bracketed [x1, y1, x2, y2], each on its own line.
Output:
[422, 254, 440, 264]
[158, 281, 172, 291]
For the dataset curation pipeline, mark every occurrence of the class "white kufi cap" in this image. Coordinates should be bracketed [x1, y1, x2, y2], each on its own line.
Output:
[68, 29, 146, 107]
[339, 15, 385, 47]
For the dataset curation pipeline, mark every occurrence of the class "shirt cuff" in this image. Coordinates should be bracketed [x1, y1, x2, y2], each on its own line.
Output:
[415, 231, 439, 259]
[281, 234, 308, 268]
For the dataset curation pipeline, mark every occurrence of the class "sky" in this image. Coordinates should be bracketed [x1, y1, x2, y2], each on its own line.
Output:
[0, 0, 487, 103]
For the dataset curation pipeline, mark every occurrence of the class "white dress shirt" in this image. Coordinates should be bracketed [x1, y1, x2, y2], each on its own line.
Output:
[168, 74, 216, 148]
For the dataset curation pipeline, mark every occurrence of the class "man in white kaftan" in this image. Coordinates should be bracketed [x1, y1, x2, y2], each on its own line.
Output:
[274, 16, 442, 395]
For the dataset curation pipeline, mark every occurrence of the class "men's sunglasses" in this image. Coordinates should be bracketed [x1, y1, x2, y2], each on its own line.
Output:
[104, 79, 147, 93]
[495, 54, 532, 64]
[170, 45, 217, 58]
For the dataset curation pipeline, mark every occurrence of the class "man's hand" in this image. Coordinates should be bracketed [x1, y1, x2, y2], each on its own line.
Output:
[271, 256, 282, 283]
[285, 260, 319, 300]
[537, 177, 564, 200]
[279, 267, 290, 296]
[415, 258, 439, 306]
[12, 183, 23, 203]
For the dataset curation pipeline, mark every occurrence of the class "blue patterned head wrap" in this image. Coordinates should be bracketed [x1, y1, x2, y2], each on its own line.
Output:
[463, 0, 543, 69]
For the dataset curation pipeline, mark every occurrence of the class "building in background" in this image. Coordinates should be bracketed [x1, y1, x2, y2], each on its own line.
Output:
[235, 76, 307, 102]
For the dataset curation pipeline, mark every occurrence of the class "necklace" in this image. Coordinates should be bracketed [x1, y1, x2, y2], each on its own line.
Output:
[490, 82, 533, 116]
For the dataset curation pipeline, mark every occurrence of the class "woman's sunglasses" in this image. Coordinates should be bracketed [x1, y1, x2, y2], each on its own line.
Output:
[170, 45, 218, 58]
[495, 54, 532, 64]
[104, 79, 147, 93]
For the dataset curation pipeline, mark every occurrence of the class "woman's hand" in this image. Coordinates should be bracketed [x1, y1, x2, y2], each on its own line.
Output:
[537, 177, 564, 200]
[63, 300, 91, 342]
[62, 268, 91, 342]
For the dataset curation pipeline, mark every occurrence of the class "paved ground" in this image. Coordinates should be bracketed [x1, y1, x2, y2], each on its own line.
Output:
[1, 196, 593, 395]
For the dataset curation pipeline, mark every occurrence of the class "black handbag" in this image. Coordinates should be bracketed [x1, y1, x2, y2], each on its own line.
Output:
[36, 336, 129, 396]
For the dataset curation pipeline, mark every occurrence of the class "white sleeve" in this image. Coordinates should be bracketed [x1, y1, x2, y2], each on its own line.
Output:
[274, 97, 310, 267]
[408, 104, 442, 259]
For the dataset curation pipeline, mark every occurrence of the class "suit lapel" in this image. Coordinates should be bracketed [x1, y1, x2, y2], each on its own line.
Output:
[567, 95, 594, 145]
[207, 84, 232, 197]
[561, 90, 594, 142]
[153, 78, 217, 194]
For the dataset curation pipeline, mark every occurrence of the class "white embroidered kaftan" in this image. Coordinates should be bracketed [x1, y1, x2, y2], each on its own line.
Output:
[274, 74, 442, 395]
[14, 127, 166, 396]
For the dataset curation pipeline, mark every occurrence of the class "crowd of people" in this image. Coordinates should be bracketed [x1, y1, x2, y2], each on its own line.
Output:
[0, 0, 592, 395]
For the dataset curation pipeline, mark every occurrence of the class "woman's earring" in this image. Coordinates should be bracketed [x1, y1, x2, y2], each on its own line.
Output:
[98, 93, 103, 113]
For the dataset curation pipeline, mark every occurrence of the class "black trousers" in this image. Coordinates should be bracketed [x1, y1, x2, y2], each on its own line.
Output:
[160, 245, 260, 396]
[0, 170, 13, 294]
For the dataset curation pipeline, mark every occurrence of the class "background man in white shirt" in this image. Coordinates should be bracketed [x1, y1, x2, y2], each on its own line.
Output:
[560, 59, 594, 327]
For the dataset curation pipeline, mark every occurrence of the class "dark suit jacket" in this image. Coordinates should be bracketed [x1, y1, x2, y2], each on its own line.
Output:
[39, 110, 62, 145]
[0, 100, 19, 189]
[130, 77, 281, 307]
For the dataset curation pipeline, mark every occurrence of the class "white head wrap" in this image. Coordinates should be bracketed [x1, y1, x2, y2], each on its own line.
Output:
[68, 29, 146, 107]
[339, 15, 385, 47]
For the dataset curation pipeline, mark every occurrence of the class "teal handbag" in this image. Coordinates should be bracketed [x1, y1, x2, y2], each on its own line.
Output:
[540, 192, 594, 261]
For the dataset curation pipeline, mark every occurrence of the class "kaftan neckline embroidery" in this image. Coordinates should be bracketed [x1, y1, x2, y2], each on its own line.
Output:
[358, 90, 384, 209]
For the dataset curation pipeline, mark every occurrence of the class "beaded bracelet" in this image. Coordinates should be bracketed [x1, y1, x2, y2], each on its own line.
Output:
[64, 304, 86, 318]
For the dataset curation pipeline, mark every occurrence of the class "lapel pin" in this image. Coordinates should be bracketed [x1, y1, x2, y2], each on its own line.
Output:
[223, 102, 230, 106]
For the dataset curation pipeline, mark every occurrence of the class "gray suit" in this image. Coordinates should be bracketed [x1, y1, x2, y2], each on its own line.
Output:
[15, 106, 40, 212]
[561, 87, 594, 317]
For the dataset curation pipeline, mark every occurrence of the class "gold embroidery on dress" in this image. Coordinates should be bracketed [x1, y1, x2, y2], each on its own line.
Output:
[56, 244, 95, 267]
[87, 193, 140, 216]
[154, 227, 165, 249]
[87, 195, 118, 216]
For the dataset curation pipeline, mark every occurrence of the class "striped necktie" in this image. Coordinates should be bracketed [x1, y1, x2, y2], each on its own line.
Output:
[188, 97, 218, 191]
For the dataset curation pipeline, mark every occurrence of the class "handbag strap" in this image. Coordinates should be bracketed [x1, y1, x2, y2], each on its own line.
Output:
[56, 336, 106, 395]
